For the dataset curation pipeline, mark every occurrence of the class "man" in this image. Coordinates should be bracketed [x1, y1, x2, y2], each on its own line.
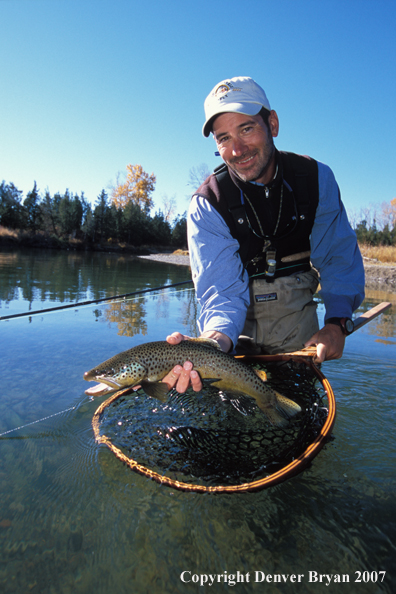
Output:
[163, 76, 364, 393]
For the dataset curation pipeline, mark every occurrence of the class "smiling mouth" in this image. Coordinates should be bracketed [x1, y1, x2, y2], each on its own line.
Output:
[233, 154, 256, 167]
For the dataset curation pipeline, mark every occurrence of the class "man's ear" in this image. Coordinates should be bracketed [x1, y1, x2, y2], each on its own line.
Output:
[268, 110, 279, 138]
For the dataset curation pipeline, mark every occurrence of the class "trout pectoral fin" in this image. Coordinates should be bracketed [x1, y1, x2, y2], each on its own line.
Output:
[203, 378, 222, 386]
[140, 380, 170, 402]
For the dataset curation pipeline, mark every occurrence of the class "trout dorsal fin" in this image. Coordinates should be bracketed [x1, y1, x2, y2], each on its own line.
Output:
[254, 369, 268, 382]
[188, 338, 222, 350]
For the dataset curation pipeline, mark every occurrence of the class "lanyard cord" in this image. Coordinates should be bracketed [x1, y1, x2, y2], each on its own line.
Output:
[242, 184, 284, 240]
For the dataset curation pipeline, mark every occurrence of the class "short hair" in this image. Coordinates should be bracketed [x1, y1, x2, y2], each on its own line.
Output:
[258, 107, 271, 129]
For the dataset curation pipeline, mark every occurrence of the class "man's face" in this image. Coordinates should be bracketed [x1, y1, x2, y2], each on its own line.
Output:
[212, 111, 279, 185]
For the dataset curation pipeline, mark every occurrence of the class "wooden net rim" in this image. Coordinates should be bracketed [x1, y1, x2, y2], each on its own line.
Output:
[92, 354, 336, 493]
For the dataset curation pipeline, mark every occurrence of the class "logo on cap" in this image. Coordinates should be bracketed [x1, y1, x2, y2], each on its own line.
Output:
[214, 83, 231, 98]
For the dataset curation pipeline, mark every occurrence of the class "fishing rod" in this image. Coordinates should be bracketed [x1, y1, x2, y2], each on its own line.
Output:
[1, 302, 391, 439]
[0, 279, 194, 321]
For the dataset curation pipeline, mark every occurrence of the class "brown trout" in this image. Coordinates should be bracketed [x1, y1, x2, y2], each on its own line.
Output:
[83, 339, 301, 427]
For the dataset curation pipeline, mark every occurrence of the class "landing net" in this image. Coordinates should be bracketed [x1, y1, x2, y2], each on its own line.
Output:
[92, 354, 335, 493]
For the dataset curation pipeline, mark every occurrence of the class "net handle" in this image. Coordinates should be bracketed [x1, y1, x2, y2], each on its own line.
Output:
[281, 301, 392, 358]
[92, 354, 336, 493]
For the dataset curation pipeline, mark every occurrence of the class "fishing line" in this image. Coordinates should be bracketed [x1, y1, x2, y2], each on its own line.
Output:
[0, 395, 92, 439]
[0, 407, 77, 438]
[0, 284, 197, 438]
[0, 279, 193, 321]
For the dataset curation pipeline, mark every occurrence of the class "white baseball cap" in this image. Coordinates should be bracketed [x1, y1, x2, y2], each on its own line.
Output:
[202, 76, 271, 137]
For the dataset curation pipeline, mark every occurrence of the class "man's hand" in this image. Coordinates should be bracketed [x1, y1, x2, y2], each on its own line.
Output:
[162, 331, 232, 393]
[161, 360, 203, 393]
[162, 332, 203, 392]
[304, 324, 346, 364]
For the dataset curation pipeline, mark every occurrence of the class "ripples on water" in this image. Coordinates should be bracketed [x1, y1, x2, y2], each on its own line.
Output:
[0, 250, 395, 593]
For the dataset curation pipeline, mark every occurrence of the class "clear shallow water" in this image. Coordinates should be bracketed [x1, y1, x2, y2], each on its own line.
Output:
[0, 248, 395, 594]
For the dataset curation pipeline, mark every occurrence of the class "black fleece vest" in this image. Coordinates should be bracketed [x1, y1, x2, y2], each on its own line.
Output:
[195, 151, 319, 280]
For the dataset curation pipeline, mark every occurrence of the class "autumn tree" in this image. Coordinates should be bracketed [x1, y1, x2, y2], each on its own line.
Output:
[111, 164, 156, 212]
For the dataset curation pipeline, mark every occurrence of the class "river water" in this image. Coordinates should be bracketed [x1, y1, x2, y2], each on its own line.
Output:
[0, 248, 395, 594]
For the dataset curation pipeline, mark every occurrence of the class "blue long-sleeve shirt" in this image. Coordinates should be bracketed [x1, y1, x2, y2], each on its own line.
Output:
[188, 160, 365, 347]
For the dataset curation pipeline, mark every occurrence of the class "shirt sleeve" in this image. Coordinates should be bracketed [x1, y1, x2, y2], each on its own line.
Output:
[187, 195, 250, 347]
[310, 162, 365, 319]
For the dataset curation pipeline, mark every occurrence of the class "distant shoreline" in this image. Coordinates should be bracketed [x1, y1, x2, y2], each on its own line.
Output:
[1, 239, 395, 293]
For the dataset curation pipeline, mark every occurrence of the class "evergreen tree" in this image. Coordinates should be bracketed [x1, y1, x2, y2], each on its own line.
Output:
[148, 211, 172, 245]
[81, 203, 95, 242]
[58, 190, 83, 236]
[23, 181, 42, 232]
[80, 192, 91, 230]
[0, 182, 24, 228]
[40, 191, 60, 236]
[121, 201, 147, 244]
[93, 189, 111, 242]
[107, 202, 122, 241]
[171, 212, 187, 247]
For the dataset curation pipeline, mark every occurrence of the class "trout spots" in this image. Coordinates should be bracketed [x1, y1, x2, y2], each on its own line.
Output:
[84, 340, 301, 427]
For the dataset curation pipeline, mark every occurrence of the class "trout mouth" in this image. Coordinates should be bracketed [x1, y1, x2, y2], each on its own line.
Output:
[84, 382, 114, 397]
[83, 373, 122, 397]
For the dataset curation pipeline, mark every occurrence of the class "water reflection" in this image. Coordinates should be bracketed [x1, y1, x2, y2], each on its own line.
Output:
[361, 290, 395, 340]
[102, 300, 149, 337]
[0, 249, 395, 594]
[0, 248, 192, 317]
[98, 288, 199, 338]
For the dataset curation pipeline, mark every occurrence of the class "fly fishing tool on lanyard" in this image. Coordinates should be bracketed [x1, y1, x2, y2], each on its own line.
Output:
[92, 303, 391, 493]
[243, 182, 283, 278]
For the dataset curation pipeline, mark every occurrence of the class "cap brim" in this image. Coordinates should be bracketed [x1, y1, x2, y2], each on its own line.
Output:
[202, 102, 263, 137]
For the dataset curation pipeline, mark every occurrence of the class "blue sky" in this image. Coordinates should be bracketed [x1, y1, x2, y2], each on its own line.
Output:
[1, 0, 395, 221]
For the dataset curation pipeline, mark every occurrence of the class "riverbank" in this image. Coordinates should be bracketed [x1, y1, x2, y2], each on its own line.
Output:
[137, 252, 191, 267]
[137, 253, 396, 293]
[0, 227, 175, 256]
[1, 227, 395, 293]
[363, 261, 396, 292]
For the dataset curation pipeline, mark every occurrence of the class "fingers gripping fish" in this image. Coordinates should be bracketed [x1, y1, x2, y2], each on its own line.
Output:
[83, 339, 301, 427]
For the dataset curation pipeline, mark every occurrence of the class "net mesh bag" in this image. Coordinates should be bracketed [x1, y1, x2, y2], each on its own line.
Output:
[92, 355, 335, 493]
